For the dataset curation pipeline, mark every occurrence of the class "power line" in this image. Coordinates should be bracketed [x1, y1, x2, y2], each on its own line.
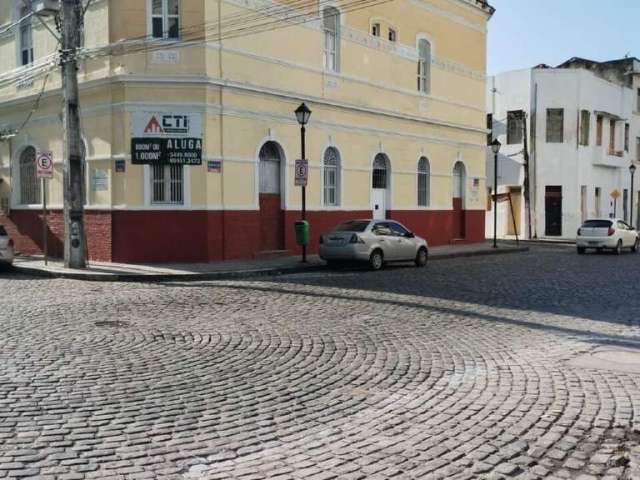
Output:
[77, 0, 393, 62]
[0, 10, 34, 36]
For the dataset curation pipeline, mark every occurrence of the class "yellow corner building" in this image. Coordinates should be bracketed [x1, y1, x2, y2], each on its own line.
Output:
[0, 0, 493, 262]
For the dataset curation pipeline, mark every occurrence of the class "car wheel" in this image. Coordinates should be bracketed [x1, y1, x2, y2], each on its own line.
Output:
[632, 238, 639, 253]
[369, 250, 384, 271]
[577, 247, 586, 255]
[415, 248, 428, 267]
[615, 240, 623, 255]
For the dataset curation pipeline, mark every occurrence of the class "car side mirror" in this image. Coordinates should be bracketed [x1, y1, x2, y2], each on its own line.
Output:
[405, 232, 415, 238]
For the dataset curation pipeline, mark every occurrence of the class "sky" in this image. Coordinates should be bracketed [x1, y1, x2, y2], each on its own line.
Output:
[487, 0, 640, 75]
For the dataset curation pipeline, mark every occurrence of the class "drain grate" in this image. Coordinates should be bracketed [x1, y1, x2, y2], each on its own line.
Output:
[94, 320, 130, 328]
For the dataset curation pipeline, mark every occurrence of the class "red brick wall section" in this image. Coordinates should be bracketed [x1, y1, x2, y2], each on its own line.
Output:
[86, 211, 113, 262]
[112, 210, 209, 263]
[0, 208, 485, 264]
[0, 210, 114, 261]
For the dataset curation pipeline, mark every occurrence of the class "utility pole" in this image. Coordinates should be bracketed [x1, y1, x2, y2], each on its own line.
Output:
[522, 112, 533, 240]
[60, 0, 87, 268]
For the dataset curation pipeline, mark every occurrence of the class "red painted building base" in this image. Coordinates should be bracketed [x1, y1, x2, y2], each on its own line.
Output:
[1, 208, 485, 263]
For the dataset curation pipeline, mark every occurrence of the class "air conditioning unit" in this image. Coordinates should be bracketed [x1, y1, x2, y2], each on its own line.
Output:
[33, 0, 60, 17]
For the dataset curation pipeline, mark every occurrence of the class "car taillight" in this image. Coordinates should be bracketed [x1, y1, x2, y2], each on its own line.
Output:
[349, 234, 364, 244]
[608, 227, 615, 236]
[8, 239, 14, 247]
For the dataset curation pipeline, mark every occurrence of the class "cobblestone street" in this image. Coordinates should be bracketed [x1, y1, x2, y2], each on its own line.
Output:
[3, 245, 640, 479]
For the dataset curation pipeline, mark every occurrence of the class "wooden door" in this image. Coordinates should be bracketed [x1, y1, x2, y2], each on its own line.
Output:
[259, 142, 284, 251]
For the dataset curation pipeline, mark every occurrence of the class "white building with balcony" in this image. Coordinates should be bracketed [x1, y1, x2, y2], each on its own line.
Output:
[486, 57, 640, 240]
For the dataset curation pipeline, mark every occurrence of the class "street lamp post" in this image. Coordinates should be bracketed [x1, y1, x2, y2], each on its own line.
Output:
[295, 103, 311, 262]
[630, 163, 636, 228]
[490, 139, 502, 248]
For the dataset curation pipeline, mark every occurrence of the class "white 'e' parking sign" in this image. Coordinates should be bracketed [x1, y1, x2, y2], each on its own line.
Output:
[36, 151, 54, 179]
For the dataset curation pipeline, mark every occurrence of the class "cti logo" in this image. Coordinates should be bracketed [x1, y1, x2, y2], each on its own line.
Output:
[144, 115, 190, 134]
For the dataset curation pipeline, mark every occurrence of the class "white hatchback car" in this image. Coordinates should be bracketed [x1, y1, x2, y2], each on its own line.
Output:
[0, 225, 14, 267]
[576, 218, 639, 255]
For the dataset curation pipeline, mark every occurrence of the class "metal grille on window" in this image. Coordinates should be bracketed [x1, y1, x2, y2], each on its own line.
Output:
[20, 6, 33, 66]
[151, 165, 183, 204]
[19, 146, 40, 204]
[152, 164, 165, 203]
[169, 165, 183, 203]
[323, 147, 340, 206]
[323, 7, 339, 71]
[417, 156, 430, 207]
[372, 154, 387, 189]
[417, 39, 431, 94]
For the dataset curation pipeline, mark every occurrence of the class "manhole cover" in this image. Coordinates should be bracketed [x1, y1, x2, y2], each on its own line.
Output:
[94, 320, 130, 328]
[569, 347, 640, 374]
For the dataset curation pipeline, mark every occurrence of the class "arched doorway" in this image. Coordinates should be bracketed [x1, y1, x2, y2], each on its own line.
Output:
[452, 161, 466, 239]
[258, 141, 285, 251]
[372, 153, 390, 219]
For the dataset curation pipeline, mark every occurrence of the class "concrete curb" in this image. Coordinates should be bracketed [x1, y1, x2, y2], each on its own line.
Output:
[11, 246, 530, 282]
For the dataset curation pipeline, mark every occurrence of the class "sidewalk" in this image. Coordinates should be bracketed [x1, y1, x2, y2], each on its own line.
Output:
[11, 241, 529, 282]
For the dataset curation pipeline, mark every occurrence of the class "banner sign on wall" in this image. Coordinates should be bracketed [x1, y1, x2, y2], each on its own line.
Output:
[130, 112, 202, 165]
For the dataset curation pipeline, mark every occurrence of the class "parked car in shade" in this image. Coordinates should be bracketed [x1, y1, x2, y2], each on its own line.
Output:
[576, 218, 639, 255]
[0, 225, 14, 267]
[319, 219, 428, 270]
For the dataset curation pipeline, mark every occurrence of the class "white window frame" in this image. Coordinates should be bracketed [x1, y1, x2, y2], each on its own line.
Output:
[19, 3, 34, 66]
[149, 164, 185, 205]
[417, 36, 432, 94]
[322, 147, 341, 207]
[149, 0, 180, 40]
[417, 156, 430, 207]
[323, 7, 340, 72]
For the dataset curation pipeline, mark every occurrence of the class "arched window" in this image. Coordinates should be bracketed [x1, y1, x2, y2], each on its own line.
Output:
[417, 38, 431, 94]
[19, 5, 34, 66]
[323, 7, 340, 72]
[259, 141, 283, 194]
[372, 153, 388, 189]
[19, 146, 39, 205]
[417, 156, 430, 207]
[452, 161, 466, 199]
[323, 147, 340, 206]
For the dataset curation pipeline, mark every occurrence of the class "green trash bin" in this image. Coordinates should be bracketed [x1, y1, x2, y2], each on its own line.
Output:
[294, 220, 310, 246]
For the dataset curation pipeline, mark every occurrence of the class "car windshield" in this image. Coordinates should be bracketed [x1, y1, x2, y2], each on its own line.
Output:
[581, 220, 612, 228]
[0, 226, 6, 236]
[333, 221, 370, 232]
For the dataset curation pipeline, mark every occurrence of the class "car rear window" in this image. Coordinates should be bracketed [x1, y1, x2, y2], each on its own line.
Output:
[0, 226, 6, 236]
[582, 220, 612, 228]
[333, 221, 370, 232]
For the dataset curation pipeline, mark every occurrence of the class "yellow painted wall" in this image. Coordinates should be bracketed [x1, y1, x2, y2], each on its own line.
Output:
[0, 0, 491, 213]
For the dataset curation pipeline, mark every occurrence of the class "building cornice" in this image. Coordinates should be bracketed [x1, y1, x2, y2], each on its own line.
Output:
[0, 73, 487, 136]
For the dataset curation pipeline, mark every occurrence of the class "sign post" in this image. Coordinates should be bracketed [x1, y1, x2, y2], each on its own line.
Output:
[295, 157, 309, 261]
[611, 189, 621, 218]
[36, 151, 54, 265]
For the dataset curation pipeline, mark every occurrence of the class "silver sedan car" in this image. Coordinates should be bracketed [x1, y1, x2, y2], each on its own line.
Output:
[319, 219, 429, 270]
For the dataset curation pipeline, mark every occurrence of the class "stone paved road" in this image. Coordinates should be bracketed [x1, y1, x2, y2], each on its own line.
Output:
[2, 245, 640, 479]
